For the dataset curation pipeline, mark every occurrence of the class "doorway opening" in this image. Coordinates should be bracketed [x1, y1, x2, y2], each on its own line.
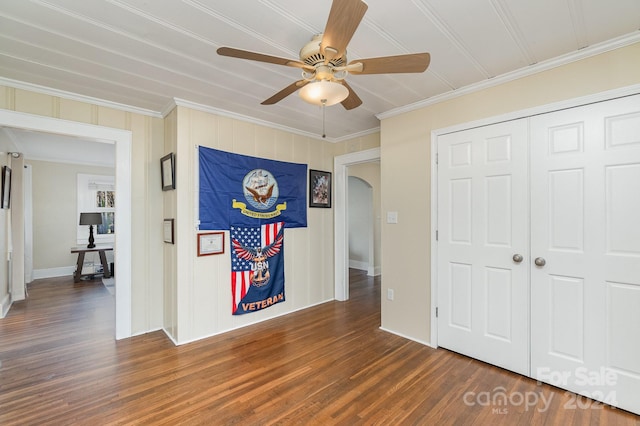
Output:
[0, 109, 132, 339]
[334, 147, 380, 301]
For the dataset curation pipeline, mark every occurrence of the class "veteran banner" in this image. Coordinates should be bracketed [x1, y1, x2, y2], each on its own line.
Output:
[230, 222, 285, 315]
[199, 146, 307, 229]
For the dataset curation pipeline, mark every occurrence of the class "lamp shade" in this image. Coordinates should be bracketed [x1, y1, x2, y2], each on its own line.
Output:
[299, 80, 349, 106]
[79, 212, 103, 225]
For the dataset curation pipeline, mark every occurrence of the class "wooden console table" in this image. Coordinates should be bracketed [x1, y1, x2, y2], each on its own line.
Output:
[71, 245, 113, 283]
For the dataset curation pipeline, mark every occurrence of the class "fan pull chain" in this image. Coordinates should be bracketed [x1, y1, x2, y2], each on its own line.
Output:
[321, 99, 327, 138]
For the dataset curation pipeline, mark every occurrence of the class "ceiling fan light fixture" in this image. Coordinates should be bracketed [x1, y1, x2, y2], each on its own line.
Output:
[299, 80, 348, 106]
[216, 0, 430, 110]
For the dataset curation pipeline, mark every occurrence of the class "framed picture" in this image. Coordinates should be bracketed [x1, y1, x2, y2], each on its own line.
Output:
[309, 169, 331, 208]
[96, 190, 115, 208]
[1, 166, 11, 209]
[161, 152, 175, 191]
[197, 232, 225, 256]
[97, 212, 115, 235]
[163, 218, 175, 244]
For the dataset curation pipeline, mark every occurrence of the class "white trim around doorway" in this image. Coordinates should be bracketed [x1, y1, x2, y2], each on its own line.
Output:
[334, 147, 381, 301]
[0, 109, 132, 339]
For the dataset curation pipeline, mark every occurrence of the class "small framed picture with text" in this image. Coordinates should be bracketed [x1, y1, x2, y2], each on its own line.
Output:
[197, 232, 225, 256]
[161, 153, 175, 191]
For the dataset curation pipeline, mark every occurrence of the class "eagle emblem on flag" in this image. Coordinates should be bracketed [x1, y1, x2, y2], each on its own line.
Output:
[198, 146, 307, 229]
[232, 229, 283, 287]
[242, 169, 279, 210]
[229, 222, 286, 315]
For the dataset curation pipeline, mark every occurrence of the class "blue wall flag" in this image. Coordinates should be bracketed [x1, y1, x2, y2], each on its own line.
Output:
[231, 222, 285, 315]
[199, 146, 307, 229]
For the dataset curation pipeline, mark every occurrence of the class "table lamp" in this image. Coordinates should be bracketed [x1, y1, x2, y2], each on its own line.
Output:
[79, 212, 102, 248]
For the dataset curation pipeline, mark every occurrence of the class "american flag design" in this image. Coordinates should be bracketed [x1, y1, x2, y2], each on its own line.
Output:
[230, 222, 285, 314]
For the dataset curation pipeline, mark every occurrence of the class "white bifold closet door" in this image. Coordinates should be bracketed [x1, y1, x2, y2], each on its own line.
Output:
[437, 94, 640, 415]
[437, 119, 530, 376]
[530, 94, 640, 414]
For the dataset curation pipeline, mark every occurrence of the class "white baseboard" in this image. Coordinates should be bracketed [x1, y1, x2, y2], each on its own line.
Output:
[33, 266, 75, 280]
[162, 328, 179, 346]
[349, 260, 368, 271]
[379, 326, 435, 349]
[368, 266, 382, 276]
[349, 260, 381, 276]
[1, 293, 11, 318]
[171, 298, 335, 346]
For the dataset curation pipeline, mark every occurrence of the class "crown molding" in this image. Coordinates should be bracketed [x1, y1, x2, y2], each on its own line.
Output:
[171, 98, 336, 142]
[330, 126, 381, 143]
[432, 83, 640, 137]
[0, 77, 163, 119]
[0, 74, 369, 142]
[164, 98, 380, 143]
[160, 98, 178, 118]
[377, 31, 640, 121]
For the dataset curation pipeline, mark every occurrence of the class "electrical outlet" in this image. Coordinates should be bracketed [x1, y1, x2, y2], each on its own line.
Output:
[387, 288, 394, 301]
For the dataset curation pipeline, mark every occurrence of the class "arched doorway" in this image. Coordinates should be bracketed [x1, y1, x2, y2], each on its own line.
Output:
[334, 147, 380, 301]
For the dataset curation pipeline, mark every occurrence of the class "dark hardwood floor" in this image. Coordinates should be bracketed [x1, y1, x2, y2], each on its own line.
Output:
[1, 271, 638, 425]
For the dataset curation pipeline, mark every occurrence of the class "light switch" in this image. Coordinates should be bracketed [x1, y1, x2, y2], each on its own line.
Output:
[387, 211, 398, 224]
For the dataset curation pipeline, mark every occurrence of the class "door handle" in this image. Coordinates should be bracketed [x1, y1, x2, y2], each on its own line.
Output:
[534, 257, 546, 267]
[512, 254, 523, 263]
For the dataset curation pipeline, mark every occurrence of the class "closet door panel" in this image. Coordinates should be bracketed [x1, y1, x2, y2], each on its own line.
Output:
[438, 119, 529, 375]
[530, 94, 640, 415]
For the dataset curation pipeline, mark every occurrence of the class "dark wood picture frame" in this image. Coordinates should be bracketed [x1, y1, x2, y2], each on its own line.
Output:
[197, 232, 225, 256]
[309, 169, 332, 208]
[163, 218, 175, 244]
[161, 152, 175, 191]
[1, 165, 11, 209]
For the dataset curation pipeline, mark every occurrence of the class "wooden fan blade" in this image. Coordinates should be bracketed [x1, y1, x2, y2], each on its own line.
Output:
[348, 53, 431, 75]
[321, 0, 368, 63]
[340, 81, 362, 110]
[217, 47, 311, 70]
[261, 80, 309, 105]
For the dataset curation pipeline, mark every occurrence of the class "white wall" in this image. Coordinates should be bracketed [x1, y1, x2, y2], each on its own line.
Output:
[0, 131, 16, 315]
[348, 176, 372, 272]
[0, 144, 26, 309]
[348, 162, 381, 276]
[30, 160, 115, 277]
[0, 153, 9, 316]
[10, 154, 25, 300]
[164, 105, 337, 344]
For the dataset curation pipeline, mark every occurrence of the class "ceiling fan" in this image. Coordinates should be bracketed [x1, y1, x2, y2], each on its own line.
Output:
[217, 0, 431, 110]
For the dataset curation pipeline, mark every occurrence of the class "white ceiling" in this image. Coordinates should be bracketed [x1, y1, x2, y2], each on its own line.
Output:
[1, 0, 639, 148]
[0, 127, 115, 167]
